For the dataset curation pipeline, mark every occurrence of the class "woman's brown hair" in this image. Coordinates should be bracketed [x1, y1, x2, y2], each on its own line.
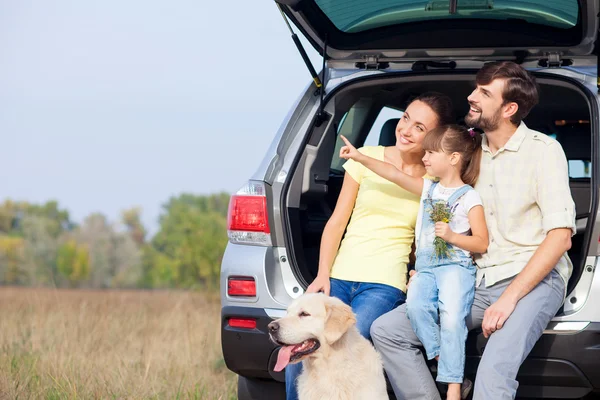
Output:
[422, 124, 483, 186]
[409, 92, 455, 127]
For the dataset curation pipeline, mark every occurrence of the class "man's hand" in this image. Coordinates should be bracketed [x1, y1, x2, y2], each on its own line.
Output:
[482, 295, 518, 338]
[339, 135, 362, 161]
[434, 222, 455, 242]
[406, 270, 416, 290]
[306, 274, 331, 296]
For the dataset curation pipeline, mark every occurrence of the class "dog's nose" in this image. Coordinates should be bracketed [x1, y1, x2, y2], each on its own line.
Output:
[268, 321, 279, 333]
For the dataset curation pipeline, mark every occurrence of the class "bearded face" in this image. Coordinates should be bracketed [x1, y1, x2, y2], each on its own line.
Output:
[465, 101, 503, 132]
[465, 79, 512, 132]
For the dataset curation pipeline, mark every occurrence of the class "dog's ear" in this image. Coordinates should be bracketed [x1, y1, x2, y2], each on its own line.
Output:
[324, 296, 356, 344]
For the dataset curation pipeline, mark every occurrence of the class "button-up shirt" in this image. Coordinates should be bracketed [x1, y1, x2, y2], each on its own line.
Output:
[474, 122, 576, 288]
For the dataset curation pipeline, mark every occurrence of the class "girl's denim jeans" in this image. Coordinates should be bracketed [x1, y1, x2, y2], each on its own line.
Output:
[406, 262, 476, 383]
[408, 181, 477, 383]
[284, 278, 406, 400]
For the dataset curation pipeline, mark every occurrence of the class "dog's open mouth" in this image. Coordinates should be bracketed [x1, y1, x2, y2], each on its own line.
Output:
[273, 339, 321, 372]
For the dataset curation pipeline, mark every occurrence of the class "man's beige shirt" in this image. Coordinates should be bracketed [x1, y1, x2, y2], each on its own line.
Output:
[474, 122, 576, 288]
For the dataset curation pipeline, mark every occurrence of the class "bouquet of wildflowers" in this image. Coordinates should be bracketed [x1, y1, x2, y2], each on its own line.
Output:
[425, 199, 455, 260]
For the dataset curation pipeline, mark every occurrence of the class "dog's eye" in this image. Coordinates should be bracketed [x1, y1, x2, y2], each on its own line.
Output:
[299, 311, 310, 317]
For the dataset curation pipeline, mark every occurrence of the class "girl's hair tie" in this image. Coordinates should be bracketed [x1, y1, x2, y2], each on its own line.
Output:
[468, 127, 476, 138]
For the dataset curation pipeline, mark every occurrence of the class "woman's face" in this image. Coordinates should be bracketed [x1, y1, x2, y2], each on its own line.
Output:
[395, 100, 439, 155]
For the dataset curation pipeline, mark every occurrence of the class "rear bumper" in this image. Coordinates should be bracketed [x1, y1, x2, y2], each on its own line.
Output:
[221, 306, 285, 382]
[222, 306, 600, 397]
[465, 322, 600, 398]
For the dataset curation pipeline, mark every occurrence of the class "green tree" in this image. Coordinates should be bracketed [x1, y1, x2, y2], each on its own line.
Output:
[72, 213, 143, 288]
[121, 207, 146, 246]
[0, 200, 73, 238]
[0, 199, 73, 286]
[0, 193, 228, 290]
[26, 200, 73, 237]
[0, 236, 25, 283]
[0, 200, 17, 234]
[148, 193, 229, 288]
[56, 240, 90, 286]
[20, 215, 61, 286]
[140, 246, 180, 288]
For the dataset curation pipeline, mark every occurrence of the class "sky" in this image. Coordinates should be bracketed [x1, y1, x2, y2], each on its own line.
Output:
[0, 0, 326, 233]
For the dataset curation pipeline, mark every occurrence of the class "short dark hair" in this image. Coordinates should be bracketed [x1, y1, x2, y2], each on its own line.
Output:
[476, 61, 539, 125]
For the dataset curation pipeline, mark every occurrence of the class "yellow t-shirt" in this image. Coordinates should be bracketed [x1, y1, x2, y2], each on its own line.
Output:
[330, 146, 421, 293]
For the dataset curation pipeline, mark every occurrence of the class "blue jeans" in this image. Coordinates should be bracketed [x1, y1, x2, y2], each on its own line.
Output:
[371, 270, 565, 399]
[285, 278, 406, 400]
[406, 264, 475, 383]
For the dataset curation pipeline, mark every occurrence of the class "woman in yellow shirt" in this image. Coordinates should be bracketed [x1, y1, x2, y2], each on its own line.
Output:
[285, 92, 455, 399]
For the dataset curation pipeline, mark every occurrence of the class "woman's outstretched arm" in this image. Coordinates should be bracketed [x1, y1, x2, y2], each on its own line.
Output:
[339, 135, 424, 195]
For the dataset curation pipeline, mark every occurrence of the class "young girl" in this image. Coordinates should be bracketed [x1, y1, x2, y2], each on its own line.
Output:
[340, 124, 488, 400]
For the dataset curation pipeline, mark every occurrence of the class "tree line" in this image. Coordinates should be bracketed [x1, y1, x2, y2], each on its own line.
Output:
[0, 193, 229, 290]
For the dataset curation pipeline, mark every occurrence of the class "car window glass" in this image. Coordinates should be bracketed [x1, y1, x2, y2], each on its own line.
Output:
[315, 0, 579, 32]
[330, 107, 403, 172]
[364, 107, 404, 147]
[568, 160, 591, 179]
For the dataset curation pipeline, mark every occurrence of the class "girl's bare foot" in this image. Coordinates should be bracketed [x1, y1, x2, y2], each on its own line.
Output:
[446, 383, 461, 400]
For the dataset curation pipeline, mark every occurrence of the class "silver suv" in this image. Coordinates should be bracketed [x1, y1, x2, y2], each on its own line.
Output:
[221, 1, 600, 398]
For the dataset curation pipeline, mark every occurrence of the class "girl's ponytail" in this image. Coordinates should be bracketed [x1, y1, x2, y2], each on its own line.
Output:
[461, 129, 483, 186]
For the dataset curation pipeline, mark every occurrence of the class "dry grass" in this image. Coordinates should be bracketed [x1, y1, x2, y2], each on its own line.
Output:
[0, 287, 237, 399]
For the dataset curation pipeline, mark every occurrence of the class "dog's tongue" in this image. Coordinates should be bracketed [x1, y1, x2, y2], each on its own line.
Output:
[274, 346, 294, 372]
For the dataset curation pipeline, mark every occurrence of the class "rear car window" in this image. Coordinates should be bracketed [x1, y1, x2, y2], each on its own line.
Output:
[330, 107, 403, 172]
[568, 160, 591, 179]
[364, 108, 404, 147]
[551, 121, 591, 179]
[314, 0, 579, 33]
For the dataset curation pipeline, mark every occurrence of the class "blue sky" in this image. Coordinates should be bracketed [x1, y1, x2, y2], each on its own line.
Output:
[0, 1, 323, 232]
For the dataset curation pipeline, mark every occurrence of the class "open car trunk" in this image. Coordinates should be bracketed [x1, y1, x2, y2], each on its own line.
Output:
[276, 0, 597, 64]
[283, 71, 596, 315]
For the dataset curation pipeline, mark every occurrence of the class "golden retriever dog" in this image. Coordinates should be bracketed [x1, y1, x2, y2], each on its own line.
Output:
[268, 293, 387, 400]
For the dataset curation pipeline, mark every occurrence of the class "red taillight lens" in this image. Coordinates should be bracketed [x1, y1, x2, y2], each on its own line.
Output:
[228, 195, 270, 233]
[227, 182, 271, 246]
[228, 277, 257, 297]
[228, 318, 257, 329]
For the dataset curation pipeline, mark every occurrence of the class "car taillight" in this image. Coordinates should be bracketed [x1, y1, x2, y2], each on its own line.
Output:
[228, 277, 257, 297]
[228, 196, 269, 233]
[228, 318, 257, 330]
[227, 181, 271, 246]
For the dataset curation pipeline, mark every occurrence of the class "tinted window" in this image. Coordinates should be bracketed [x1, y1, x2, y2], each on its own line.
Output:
[568, 160, 592, 179]
[364, 107, 404, 147]
[314, 0, 579, 32]
[330, 107, 403, 172]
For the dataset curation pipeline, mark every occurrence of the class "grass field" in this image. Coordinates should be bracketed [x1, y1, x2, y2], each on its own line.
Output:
[0, 287, 237, 399]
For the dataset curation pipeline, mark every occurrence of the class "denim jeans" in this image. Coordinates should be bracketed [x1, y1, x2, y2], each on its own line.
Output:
[284, 278, 406, 400]
[371, 270, 565, 399]
[406, 264, 476, 383]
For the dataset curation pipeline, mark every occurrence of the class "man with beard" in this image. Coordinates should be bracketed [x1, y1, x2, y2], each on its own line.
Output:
[370, 61, 576, 399]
